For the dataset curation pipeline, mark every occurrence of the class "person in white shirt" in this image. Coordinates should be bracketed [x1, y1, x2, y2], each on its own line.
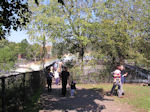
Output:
[54, 70, 60, 85]
[110, 64, 123, 97]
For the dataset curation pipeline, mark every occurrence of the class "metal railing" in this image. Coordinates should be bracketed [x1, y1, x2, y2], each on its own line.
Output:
[0, 59, 57, 112]
[0, 70, 46, 112]
[1, 62, 149, 112]
[72, 66, 150, 84]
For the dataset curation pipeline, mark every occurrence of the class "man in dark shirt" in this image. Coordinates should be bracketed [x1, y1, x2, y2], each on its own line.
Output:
[46, 68, 54, 92]
[121, 67, 128, 95]
[61, 67, 70, 96]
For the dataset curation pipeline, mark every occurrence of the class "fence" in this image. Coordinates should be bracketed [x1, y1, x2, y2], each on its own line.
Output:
[1, 62, 149, 111]
[71, 65, 150, 84]
[73, 73, 150, 84]
[0, 70, 47, 112]
[72, 70, 113, 84]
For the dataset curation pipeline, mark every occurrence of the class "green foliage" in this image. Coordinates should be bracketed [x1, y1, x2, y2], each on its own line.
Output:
[28, 0, 101, 61]
[0, 0, 31, 39]
[1, 0, 149, 68]
[51, 42, 68, 59]
[28, 0, 149, 68]
[0, 0, 64, 39]
[0, 39, 18, 71]
[0, 39, 42, 72]
[90, 0, 150, 67]
[18, 39, 29, 56]
[27, 43, 41, 61]
[24, 87, 42, 112]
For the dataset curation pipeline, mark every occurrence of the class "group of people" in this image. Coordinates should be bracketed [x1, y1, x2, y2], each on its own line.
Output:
[110, 64, 128, 98]
[46, 61, 76, 97]
[46, 61, 127, 98]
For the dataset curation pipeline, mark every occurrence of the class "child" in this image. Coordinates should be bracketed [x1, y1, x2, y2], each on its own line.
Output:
[110, 65, 123, 97]
[70, 81, 76, 96]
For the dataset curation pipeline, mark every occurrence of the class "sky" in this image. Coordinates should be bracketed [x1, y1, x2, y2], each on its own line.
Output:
[7, 29, 52, 45]
[7, 0, 50, 43]
[8, 30, 30, 43]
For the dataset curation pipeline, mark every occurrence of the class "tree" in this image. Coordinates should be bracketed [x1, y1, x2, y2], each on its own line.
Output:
[0, 0, 30, 39]
[28, 0, 101, 61]
[51, 42, 69, 59]
[0, 0, 65, 39]
[18, 39, 29, 58]
[0, 39, 18, 71]
[28, 0, 149, 68]
[89, 0, 150, 67]
[0, 39, 42, 72]
[27, 43, 41, 62]
[131, 0, 150, 66]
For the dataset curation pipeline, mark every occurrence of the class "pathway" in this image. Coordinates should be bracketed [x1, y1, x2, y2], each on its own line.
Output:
[38, 84, 135, 112]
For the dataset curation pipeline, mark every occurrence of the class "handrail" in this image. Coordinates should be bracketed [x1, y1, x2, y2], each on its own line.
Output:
[0, 59, 57, 79]
[0, 59, 57, 112]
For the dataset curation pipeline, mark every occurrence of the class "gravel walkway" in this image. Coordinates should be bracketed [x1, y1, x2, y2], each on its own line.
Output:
[38, 85, 135, 112]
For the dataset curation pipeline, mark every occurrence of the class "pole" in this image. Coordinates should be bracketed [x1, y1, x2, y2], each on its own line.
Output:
[1, 78, 6, 112]
[22, 73, 25, 110]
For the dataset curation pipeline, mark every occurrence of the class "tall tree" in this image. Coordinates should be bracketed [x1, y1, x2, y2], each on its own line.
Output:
[18, 39, 29, 58]
[27, 43, 41, 62]
[91, 0, 150, 67]
[28, 0, 150, 68]
[28, 0, 101, 61]
[0, 39, 18, 71]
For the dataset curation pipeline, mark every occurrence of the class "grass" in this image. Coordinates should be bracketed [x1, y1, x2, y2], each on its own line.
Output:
[120, 84, 150, 111]
[78, 83, 150, 112]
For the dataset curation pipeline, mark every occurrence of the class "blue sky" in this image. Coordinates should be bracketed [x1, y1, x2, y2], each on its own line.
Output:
[8, 30, 30, 43]
[7, 30, 52, 45]
[7, 0, 50, 43]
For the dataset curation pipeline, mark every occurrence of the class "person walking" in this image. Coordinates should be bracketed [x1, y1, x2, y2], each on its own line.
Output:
[110, 64, 123, 97]
[120, 65, 128, 95]
[47, 66, 54, 92]
[61, 67, 70, 96]
[54, 70, 60, 85]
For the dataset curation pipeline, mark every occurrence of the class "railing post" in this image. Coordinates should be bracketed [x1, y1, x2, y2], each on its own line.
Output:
[22, 73, 25, 110]
[148, 75, 150, 85]
[1, 78, 6, 112]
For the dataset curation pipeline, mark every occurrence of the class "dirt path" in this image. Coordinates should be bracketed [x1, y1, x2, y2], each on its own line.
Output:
[38, 84, 135, 112]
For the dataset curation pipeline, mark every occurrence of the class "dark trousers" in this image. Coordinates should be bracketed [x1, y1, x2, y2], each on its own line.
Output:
[62, 83, 67, 96]
[47, 78, 52, 92]
[110, 84, 116, 94]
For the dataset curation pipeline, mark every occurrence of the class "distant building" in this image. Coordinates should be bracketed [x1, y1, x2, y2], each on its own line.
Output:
[18, 54, 22, 60]
[18, 54, 25, 60]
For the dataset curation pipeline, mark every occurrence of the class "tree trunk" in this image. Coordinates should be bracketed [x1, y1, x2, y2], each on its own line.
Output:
[34, 56, 37, 62]
[78, 46, 85, 79]
[42, 36, 46, 69]
[119, 56, 125, 65]
[79, 46, 84, 62]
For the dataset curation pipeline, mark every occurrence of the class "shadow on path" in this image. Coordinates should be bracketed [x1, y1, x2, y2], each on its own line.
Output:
[38, 86, 114, 112]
